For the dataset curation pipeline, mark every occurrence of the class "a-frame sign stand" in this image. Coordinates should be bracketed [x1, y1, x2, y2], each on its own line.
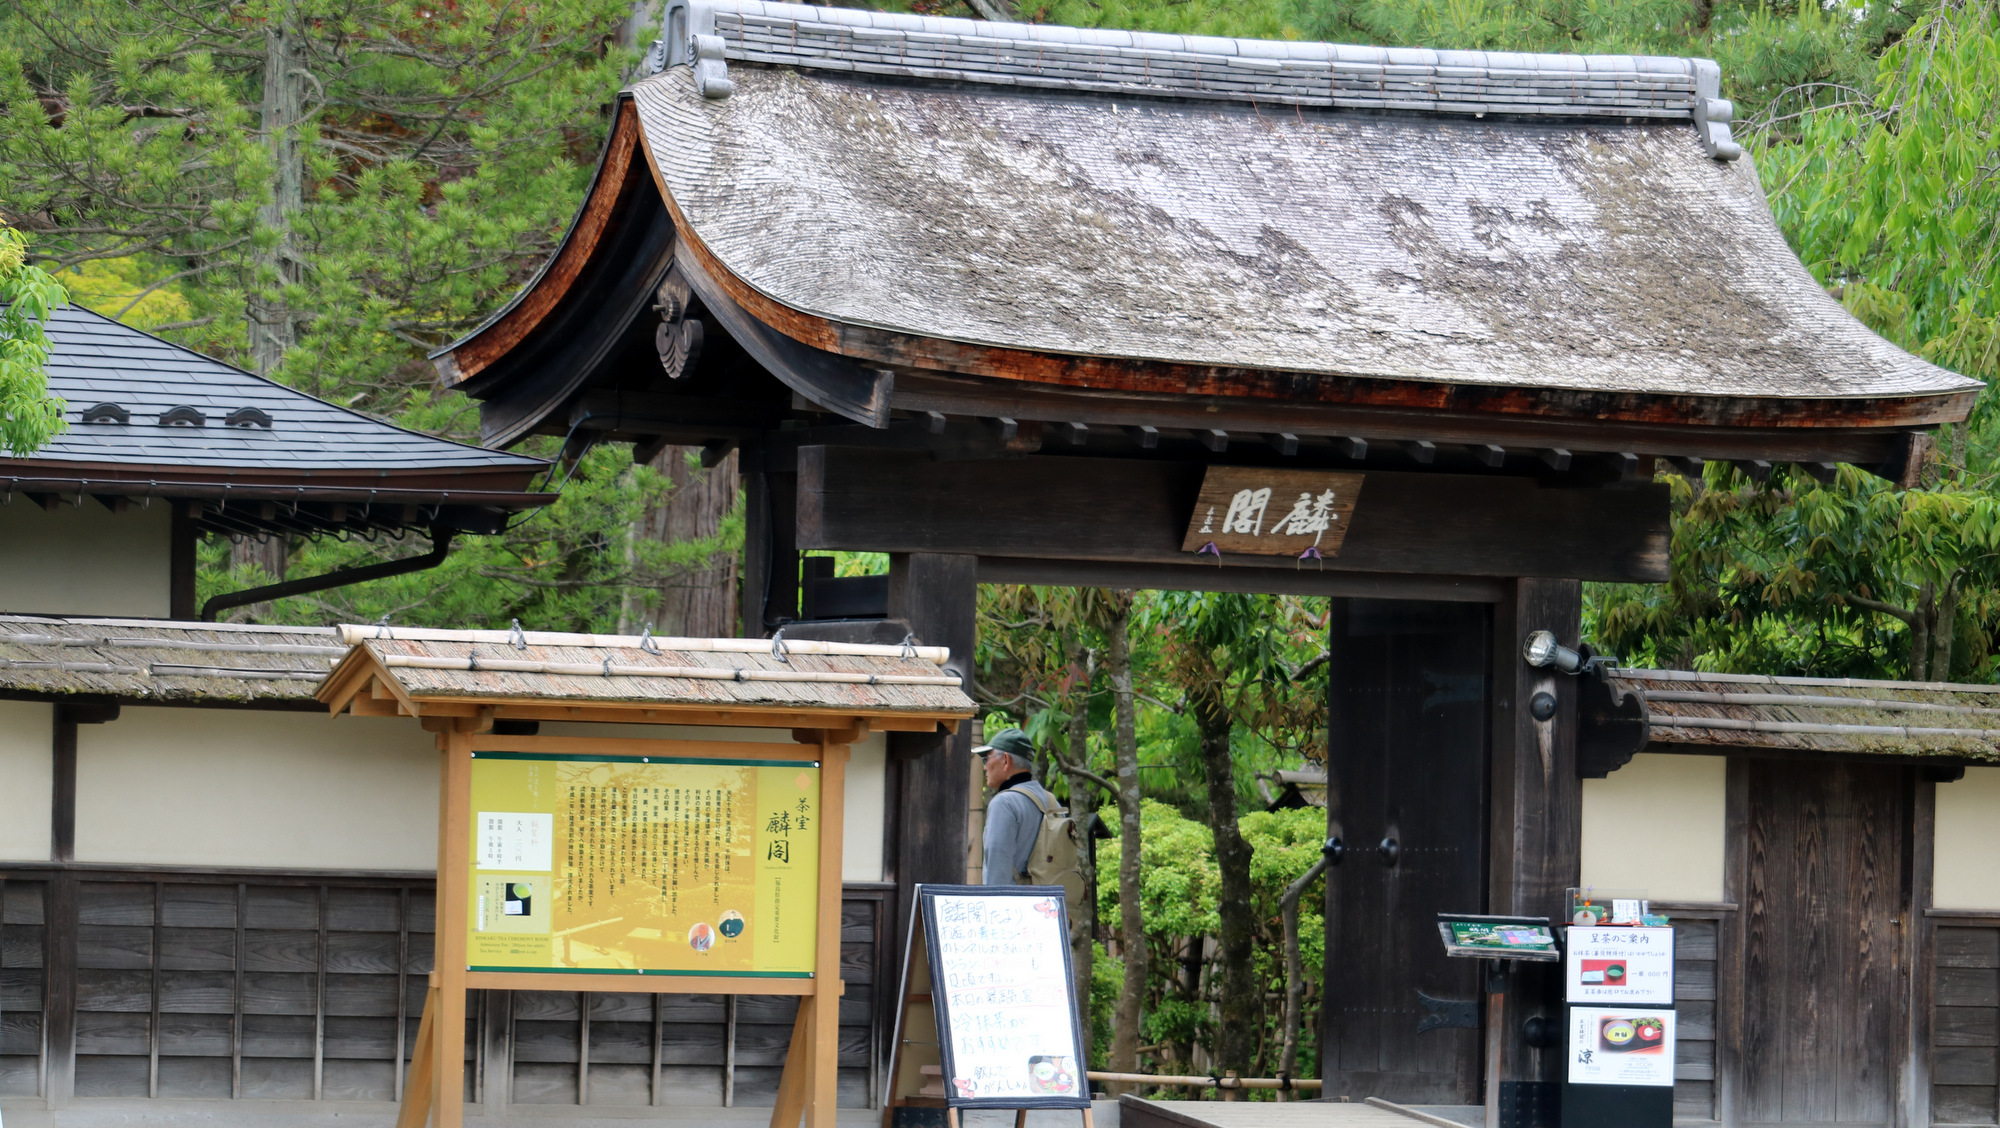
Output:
[883, 885, 1095, 1128]
[393, 717, 852, 1128]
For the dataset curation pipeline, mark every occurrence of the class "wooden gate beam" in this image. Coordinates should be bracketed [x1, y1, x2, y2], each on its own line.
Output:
[798, 448, 1669, 583]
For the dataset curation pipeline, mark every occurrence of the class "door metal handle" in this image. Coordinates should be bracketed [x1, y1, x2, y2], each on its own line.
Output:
[1379, 837, 1400, 866]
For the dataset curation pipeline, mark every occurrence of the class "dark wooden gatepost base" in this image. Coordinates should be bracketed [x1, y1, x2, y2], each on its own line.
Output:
[1488, 579, 1583, 1123]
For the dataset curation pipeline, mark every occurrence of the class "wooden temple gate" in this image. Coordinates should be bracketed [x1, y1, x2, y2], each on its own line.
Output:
[421, 0, 1979, 1120]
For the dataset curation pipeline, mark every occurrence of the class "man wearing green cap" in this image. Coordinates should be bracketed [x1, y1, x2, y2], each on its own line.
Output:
[973, 727, 1058, 886]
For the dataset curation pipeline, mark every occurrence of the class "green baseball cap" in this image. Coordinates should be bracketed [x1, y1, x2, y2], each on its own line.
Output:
[972, 728, 1034, 762]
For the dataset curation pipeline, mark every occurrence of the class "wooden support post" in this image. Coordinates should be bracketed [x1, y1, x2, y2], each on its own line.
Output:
[396, 983, 440, 1128]
[810, 738, 849, 1126]
[1902, 774, 1937, 1128]
[1487, 578, 1582, 1102]
[770, 997, 815, 1128]
[434, 723, 474, 1128]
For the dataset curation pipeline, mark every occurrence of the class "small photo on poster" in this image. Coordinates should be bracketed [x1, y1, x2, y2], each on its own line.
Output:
[1568, 1007, 1675, 1087]
[477, 877, 551, 935]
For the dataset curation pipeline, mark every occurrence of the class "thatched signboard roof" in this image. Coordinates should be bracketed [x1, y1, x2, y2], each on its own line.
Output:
[319, 624, 975, 731]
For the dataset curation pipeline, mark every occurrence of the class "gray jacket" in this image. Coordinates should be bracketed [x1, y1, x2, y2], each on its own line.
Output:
[981, 778, 1055, 885]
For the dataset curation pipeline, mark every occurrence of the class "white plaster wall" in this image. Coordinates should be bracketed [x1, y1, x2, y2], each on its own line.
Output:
[1580, 752, 1727, 902]
[0, 700, 53, 861]
[0, 501, 171, 617]
[75, 707, 439, 870]
[1935, 766, 2000, 910]
[537, 722, 889, 882]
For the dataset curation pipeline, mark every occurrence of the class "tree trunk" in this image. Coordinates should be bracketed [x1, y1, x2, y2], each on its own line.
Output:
[1276, 855, 1328, 1101]
[250, 3, 306, 378]
[224, 534, 290, 622]
[617, 446, 740, 637]
[1195, 692, 1257, 1098]
[1105, 592, 1147, 1091]
[1910, 581, 1935, 681]
[1932, 576, 1959, 681]
[1061, 655, 1097, 1048]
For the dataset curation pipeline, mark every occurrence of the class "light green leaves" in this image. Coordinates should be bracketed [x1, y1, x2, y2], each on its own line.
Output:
[0, 226, 68, 455]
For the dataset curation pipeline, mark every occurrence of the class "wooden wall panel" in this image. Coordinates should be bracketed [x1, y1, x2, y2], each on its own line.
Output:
[3, 873, 886, 1113]
[1935, 923, 2000, 1125]
[1670, 914, 1722, 1118]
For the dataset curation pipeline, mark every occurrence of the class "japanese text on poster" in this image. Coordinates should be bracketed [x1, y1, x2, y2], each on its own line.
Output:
[1568, 1007, 1676, 1087]
[927, 891, 1088, 1107]
[1566, 927, 1675, 1005]
[466, 752, 818, 976]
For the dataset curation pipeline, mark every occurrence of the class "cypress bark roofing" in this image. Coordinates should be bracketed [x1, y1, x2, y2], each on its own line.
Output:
[629, 54, 1973, 405]
[0, 615, 345, 703]
[8, 305, 543, 481]
[1613, 668, 2000, 763]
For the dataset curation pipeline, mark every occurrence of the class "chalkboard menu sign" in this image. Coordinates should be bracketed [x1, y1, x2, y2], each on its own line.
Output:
[918, 884, 1091, 1110]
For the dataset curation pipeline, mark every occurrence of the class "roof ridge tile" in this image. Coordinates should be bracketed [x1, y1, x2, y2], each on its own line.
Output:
[665, 0, 1727, 147]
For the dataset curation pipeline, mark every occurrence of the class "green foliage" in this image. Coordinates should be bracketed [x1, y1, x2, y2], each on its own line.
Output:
[1593, 0, 2000, 680]
[1755, 0, 2000, 400]
[0, 0, 641, 615]
[0, 225, 67, 455]
[199, 443, 742, 631]
[1089, 802, 1327, 1086]
[1, 0, 630, 387]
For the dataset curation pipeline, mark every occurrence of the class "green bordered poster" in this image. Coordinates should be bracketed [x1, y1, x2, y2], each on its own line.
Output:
[1435, 913, 1560, 961]
[465, 751, 819, 976]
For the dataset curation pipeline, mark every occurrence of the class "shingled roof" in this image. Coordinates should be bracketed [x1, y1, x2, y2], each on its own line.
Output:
[432, 0, 1970, 473]
[5, 305, 549, 537]
[1614, 668, 2000, 763]
[626, 2, 1971, 409]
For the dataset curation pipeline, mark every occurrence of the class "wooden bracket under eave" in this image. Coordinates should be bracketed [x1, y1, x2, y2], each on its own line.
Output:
[792, 718, 869, 746]
[422, 705, 498, 735]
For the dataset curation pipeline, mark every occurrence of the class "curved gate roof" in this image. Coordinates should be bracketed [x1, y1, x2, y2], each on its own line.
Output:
[435, 0, 1977, 468]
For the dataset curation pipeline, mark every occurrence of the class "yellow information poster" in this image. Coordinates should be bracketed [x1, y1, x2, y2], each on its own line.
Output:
[465, 752, 819, 977]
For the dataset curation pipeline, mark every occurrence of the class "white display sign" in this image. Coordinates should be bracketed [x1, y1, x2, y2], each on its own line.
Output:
[476, 811, 553, 872]
[1566, 926, 1674, 1005]
[927, 890, 1087, 1107]
[1568, 1007, 1677, 1087]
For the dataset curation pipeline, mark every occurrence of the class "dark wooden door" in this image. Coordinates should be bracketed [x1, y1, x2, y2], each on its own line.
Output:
[1742, 760, 1911, 1127]
[1323, 599, 1491, 1103]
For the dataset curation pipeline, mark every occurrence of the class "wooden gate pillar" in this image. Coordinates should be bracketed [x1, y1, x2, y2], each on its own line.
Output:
[1488, 578, 1583, 1106]
[885, 552, 977, 936]
[740, 447, 800, 637]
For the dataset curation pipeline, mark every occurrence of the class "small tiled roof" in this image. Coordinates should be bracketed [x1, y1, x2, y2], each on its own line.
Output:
[21, 305, 542, 476]
[1614, 668, 2000, 762]
[322, 624, 977, 721]
[0, 615, 344, 703]
[0, 305, 550, 535]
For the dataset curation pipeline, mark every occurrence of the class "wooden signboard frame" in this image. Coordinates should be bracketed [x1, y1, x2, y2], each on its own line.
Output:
[396, 722, 853, 1128]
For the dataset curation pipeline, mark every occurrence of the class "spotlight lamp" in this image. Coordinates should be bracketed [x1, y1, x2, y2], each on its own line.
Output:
[1522, 629, 1584, 673]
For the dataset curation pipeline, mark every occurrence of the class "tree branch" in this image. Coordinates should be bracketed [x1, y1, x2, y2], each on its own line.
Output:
[1843, 592, 1918, 626]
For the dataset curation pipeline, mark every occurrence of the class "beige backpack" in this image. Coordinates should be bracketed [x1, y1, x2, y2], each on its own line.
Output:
[1017, 786, 1086, 911]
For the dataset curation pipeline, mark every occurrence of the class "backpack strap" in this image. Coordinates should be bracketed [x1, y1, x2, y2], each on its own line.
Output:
[1019, 785, 1059, 817]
